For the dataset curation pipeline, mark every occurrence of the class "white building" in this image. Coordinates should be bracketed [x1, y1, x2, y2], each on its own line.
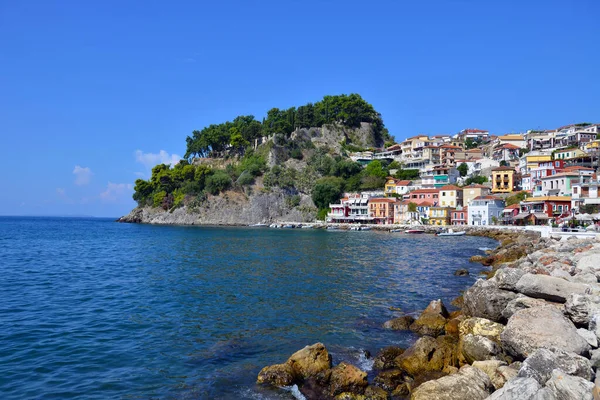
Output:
[468, 196, 506, 226]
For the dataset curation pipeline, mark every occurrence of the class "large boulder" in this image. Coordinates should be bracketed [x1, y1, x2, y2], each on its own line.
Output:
[458, 334, 502, 364]
[256, 363, 296, 386]
[472, 360, 516, 390]
[458, 317, 504, 343]
[545, 369, 594, 400]
[517, 348, 592, 385]
[514, 273, 593, 303]
[409, 299, 449, 337]
[486, 377, 541, 400]
[463, 279, 517, 322]
[410, 365, 492, 400]
[494, 268, 526, 291]
[287, 342, 332, 380]
[564, 293, 600, 326]
[372, 346, 404, 371]
[394, 335, 458, 376]
[383, 315, 414, 330]
[501, 307, 591, 359]
[327, 362, 368, 397]
[501, 294, 558, 320]
[372, 368, 405, 392]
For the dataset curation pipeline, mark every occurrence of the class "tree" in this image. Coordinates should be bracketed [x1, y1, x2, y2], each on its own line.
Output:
[464, 138, 478, 150]
[230, 127, 249, 155]
[408, 202, 417, 212]
[457, 163, 468, 177]
[395, 169, 420, 180]
[465, 176, 488, 185]
[133, 179, 153, 204]
[312, 177, 344, 210]
[506, 191, 528, 206]
[365, 160, 388, 179]
[499, 160, 508, 167]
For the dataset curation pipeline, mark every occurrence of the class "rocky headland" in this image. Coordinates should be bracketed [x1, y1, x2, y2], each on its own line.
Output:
[257, 229, 600, 399]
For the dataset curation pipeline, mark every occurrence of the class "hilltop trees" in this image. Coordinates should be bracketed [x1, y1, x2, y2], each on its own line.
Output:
[183, 94, 390, 160]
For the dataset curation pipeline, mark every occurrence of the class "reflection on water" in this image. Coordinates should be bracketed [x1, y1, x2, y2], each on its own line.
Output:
[0, 217, 497, 399]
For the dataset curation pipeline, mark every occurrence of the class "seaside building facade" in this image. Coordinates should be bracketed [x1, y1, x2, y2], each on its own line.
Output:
[468, 196, 506, 225]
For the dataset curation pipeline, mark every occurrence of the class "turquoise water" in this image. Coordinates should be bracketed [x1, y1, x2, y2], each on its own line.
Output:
[0, 217, 497, 399]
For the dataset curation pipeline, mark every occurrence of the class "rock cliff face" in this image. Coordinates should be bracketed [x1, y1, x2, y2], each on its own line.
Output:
[118, 189, 316, 225]
[291, 122, 383, 154]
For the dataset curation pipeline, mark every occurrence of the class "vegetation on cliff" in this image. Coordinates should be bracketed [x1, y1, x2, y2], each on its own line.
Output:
[132, 94, 397, 218]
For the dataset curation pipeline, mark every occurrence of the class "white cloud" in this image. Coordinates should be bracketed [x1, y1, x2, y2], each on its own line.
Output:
[135, 150, 181, 170]
[100, 182, 133, 203]
[73, 165, 92, 186]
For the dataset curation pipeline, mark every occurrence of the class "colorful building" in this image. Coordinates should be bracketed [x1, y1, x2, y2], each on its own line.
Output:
[468, 196, 505, 225]
[384, 178, 413, 197]
[368, 198, 397, 224]
[519, 196, 572, 218]
[439, 184, 463, 207]
[491, 166, 516, 193]
[451, 206, 468, 225]
[429, 207, 453, 226]
[327, 194, 373, 223]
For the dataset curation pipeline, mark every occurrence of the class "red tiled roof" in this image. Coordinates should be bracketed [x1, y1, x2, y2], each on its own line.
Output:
[463, 129, 488, 133]
[505, 204, 520, 209]
[492, 166, 515, 171]
[473, 195, 501, 200]
[397, 180, 411, 186]
[440, 184, 462, 190]
[368, 198, 398, 203]
[499, 143, 521, 149]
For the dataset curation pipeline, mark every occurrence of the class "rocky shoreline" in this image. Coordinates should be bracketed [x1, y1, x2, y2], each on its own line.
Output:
[256, 229, 600, 399]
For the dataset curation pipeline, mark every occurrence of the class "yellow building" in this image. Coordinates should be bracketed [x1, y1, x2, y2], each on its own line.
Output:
[525, 153, 552, 171]
[491, 166, 516, 193]
[553, 148, 586, 160]
[428, 207, 453, 225]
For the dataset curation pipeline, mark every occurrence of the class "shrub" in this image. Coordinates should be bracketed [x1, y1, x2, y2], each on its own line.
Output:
[153, 191, 167, 208]
[206, 170, 232, 194]
[290, 148, 303, 160]
[237, 171, 255, 186]
[285, 195, 301, 208]
[317, 208, 329, 221]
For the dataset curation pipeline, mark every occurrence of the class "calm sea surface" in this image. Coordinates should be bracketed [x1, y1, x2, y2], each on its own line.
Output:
[0, 217, 497, 399]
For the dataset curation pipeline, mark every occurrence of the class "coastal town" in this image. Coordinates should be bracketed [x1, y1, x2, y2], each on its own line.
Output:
[326, 123, 600, 229]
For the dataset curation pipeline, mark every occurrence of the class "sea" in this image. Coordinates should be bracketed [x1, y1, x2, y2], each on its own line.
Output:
[0, 216, 498, 399]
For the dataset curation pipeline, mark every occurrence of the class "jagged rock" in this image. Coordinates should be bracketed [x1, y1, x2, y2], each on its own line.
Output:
[333, 393, 364, 400]
[382, 316, 414, 330]
[545, 369, 594, 400]
[550, 269, 572, 280]
[577, 328, 598, 347]
[572, 272, 598, 284]
[458, 317, 504, 343]
[529, 387, 558, 400]
[256, 363, 296, 386]
[444, 316, 464, 337]
[517, 348, 592, 385]
[373, 368, 404, 391]
[454, 268, 469, 276]
[409, 299, 449, 337]
[363, 385, 387, 400]
[372, 346, 404, 370]
[287, 342, 332, 380]
[486, 377, 541, 400]
[564, 293, 600, 326]
[410, 365, 492, 400]
[501, 294, 556, 319]
[589, 313, 600, 341]
[501, 307, 591, 359]
[590, 349, 600, 369]
[463, 279, 517, 322]
[494, 268, 526, 291]
[391, 383, 410, 398]
[514, 273, 593, 303]
[328, 362, 368, 397]
[394, 335, 458, 376]
[471, 360, 513, 390]
[577, 252, 600, 274]
[458, 334, 502, 364]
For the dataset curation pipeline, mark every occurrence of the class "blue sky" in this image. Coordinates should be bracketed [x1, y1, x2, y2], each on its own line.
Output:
[1, 0, 599, 217]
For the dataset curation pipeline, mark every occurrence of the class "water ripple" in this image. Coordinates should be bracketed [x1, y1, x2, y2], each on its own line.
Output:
[0, 217, 497, 399]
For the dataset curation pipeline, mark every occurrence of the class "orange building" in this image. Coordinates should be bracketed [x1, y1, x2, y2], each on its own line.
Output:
[368, 198, 397, 224]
